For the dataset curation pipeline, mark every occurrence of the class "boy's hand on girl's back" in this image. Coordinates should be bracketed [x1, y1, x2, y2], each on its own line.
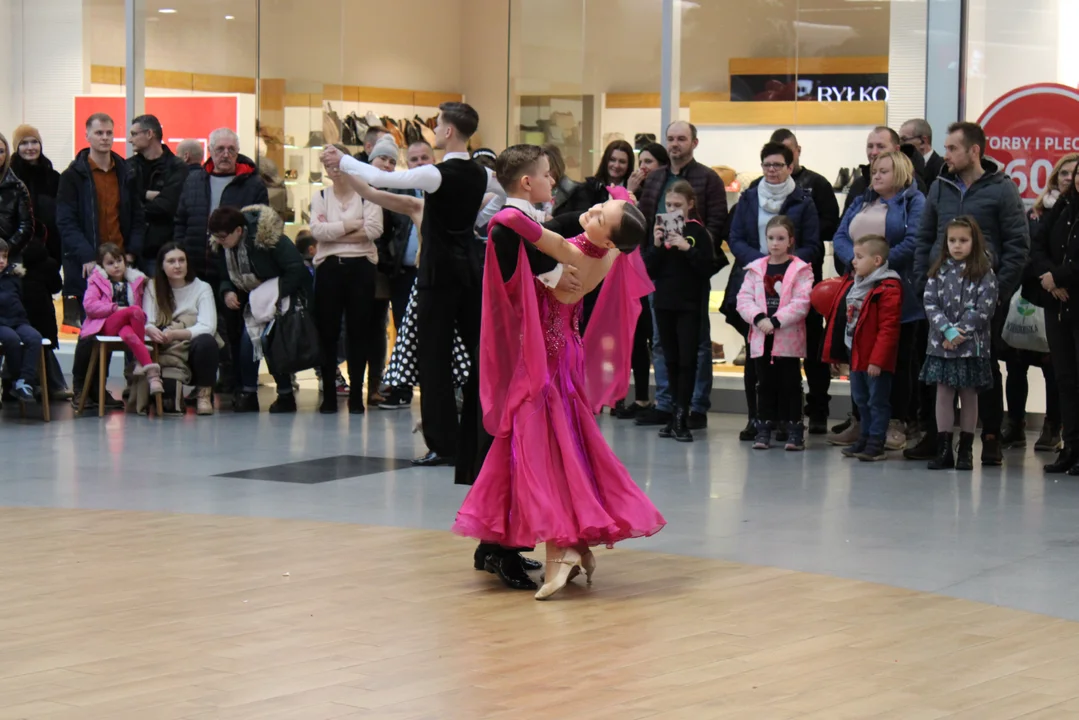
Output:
[867, 364, 881, 378]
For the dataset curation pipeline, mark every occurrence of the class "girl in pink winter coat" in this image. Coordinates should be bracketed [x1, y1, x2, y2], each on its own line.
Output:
[81, 243, 162, 395]
[736, 216, 813, 451]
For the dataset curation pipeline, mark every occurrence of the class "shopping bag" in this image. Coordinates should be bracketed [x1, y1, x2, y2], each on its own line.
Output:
[1002, 290, 1050, 353]
[265, 297, 322, 375]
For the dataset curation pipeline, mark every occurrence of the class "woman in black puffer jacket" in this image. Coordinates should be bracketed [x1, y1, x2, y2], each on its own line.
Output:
[0, 132, 34, 261]
[9, 125, 60, 263]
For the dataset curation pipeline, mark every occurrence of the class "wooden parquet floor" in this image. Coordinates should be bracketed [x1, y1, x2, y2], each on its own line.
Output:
[2, 507, 1079, 719]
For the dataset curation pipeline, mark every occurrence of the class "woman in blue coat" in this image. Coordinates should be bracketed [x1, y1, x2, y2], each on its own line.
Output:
[723, 142, 822, 439]
[832, 150, 925, 449]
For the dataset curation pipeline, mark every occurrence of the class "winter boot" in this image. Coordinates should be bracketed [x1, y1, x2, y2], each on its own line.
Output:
[904, 429, 938, 461]
[927, 432, 955, 470]
[784, 422, 806, 451]
[1035, 421, 1062, 452]
[739, 417, 757, 442]
[752, 421, 774, 450]
[196, 387, 214, 416]
[956, 432, 975, 471]
[144, 363, 164, 396]
[1000, 418, 1027, 449]
[673, 409, 693, 443]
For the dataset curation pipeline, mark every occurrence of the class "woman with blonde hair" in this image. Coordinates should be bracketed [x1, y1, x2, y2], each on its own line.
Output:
[832, 150, 926, 450]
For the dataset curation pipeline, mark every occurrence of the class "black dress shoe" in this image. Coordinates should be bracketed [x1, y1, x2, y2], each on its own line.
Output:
[520, 555, 543, 572]
[474, 543, 498, 571]
[484, 554, 538, 591]
[1046, 446, 1078, 474]
[412, 452, 455, 467]
[269, 393, 297, 414]
[233, 391, 260, 413]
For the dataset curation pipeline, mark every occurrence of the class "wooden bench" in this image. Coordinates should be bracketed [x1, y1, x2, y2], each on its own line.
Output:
[0, 338, 51, 422]
[76, 336, 164, 418]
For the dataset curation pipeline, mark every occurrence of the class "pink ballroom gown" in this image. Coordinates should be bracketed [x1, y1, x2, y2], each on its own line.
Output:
[452, 234, 667, 549]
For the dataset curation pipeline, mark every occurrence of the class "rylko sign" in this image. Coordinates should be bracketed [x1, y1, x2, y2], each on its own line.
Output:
[815, 86, 890, 102]
[730, 73, 889, 103]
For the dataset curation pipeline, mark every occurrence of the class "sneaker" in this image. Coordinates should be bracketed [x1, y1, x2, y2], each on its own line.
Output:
[687, 412, 707, 430]
[884, 420, 907, 451]
[12, 381, 34, 403]
[841, 438, 868, 458]
[379, 389, 412, 409]
[856, 439, 888, 462]
[785, 423, 806, 452]
[335, 369, 350, 397]
[635, 407, 672, 427]
[826, 419, 861, 446]
[752, 422, 773, 450]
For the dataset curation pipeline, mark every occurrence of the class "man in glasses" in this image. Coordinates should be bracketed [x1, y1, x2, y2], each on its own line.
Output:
[129, 114, 188, 276]
[173, 127, 268, 395]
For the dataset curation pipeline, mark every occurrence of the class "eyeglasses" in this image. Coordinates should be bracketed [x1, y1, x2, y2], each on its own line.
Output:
[761, 162, 788, 170]
[210, 232, 230, 241]
[212, 146, 239, 157]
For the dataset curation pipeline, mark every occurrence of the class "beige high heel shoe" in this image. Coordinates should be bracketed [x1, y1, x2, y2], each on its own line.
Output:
[568, 549, 596, 585]
[535, 548, 583, 600]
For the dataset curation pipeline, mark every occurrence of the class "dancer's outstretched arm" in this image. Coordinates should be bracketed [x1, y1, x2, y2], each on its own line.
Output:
[490, 209, 585, 266]
[343, 175, 424, 227]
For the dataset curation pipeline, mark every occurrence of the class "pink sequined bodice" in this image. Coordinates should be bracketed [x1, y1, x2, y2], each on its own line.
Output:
[535, 279, 583, 357]
[569, 233, 609, 259]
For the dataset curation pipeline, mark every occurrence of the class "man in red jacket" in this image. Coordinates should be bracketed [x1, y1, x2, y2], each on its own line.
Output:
[816, 235, 902, 462]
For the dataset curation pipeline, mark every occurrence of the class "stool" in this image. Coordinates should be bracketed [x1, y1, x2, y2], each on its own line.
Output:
[76, 336, 163, 418]
[0, 338, 51, 422]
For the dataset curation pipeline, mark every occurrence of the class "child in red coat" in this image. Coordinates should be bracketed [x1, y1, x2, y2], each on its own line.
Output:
[818, 235, 902, 461]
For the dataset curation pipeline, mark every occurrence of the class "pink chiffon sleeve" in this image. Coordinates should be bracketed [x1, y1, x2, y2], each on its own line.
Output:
[607, 185, 636, 204]
[582, 248, 654, 414]
[479, 240, 550, 437]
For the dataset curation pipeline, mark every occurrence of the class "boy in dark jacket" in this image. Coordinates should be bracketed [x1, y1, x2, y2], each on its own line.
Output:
[0, 239, 44, 403]
[817, 235, 903, 461]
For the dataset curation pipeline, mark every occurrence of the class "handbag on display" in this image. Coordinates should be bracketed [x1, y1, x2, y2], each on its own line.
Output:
[306, 131, 327, 148]
[265, 297, 321, 376]
[322, 103, 342, 146]
[1002, 289, 1050, 353]
[309, 171, 323, 184]
[634, 133, 656, 150]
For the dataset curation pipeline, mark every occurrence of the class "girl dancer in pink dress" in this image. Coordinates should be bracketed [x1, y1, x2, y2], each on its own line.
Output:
[452, 192, 667, 600]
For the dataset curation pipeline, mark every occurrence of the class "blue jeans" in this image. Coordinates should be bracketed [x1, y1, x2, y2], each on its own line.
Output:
[850, 370, 893, 441]
[651, 292, 712, 414]
[236, 329, 291, 394]
[0, 323, 43, 385]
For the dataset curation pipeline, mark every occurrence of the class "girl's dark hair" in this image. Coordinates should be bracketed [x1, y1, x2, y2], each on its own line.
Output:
[665, 180, 702, 222]
[639, 142, 670, 168]
[610, 202, 648, 252]
[765, 215, 797, 248]
[928, 215, 993, 281]
[595, 139, 635, 187]
[207, 206, 248, 236]
[96, 242, 124, 266]
[152, 242, 195, 326]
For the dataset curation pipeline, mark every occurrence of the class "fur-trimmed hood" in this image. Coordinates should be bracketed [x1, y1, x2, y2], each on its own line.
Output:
[210, 204, 283, 252]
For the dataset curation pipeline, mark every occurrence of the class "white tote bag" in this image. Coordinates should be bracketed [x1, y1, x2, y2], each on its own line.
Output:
[1002, 290, 1050, 353]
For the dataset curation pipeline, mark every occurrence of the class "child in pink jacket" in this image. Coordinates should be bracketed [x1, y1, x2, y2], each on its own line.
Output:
[81, 243, 162, 395]
[736, 216, 813, 451]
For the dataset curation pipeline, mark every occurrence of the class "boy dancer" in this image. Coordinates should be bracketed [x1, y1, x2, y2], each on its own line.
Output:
[818, 235, 902, 461]
[459, 145, 584, 590]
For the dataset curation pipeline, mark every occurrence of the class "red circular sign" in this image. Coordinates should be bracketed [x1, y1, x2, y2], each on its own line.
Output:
[977, 83, 1079, 200]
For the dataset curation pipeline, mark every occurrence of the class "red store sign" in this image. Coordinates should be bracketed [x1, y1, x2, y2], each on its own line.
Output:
[977, 83, 1079, 200]
[73, 95, 240, 159]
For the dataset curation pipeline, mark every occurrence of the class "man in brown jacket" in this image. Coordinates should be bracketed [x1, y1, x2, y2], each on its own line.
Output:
[636, 120, 728, 430]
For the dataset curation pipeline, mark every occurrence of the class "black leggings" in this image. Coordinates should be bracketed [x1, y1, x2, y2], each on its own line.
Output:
[631, 298, 653, 403]
[755, 337, 803, 424]
[1006, 353, 1059, 424]
[315, 257, 375, 400]
[655, 307, 700, 412]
